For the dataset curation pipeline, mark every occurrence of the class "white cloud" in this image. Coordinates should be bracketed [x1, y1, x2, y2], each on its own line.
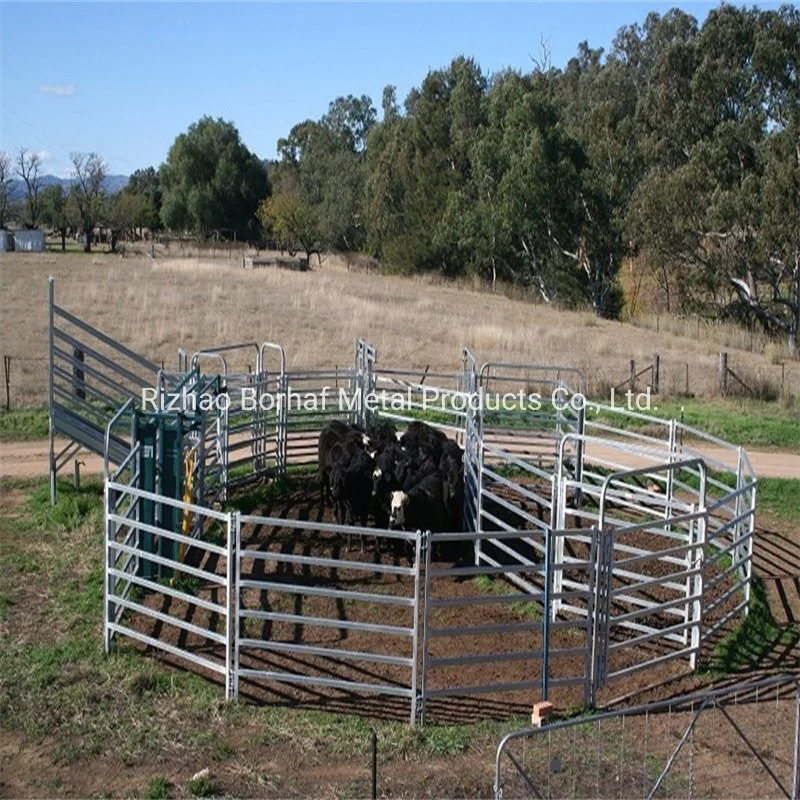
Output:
[39, 84, 75, 97]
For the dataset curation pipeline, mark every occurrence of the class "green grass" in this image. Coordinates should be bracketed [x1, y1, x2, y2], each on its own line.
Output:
[757, 477, 800, 524]
[186, 773, 216, 798]
[590, 397, 800, 450]
[145, 776, 171, 799]
[0, 407, 49, 440]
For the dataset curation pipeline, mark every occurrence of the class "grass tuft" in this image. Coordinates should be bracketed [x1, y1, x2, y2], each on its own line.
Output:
[145, 775, 171, 799]
[186, 773, 216, 798]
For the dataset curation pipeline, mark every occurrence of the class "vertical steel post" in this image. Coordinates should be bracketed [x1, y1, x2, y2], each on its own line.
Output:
[410, 530, 424, 725]
[666, 420, 677, 521]
[475, 437, 484, 564]
[225, 511, 236, 700]
[734, 446, 744, 572]
[233, 510, 242, 701]
[542, 526, 552, 700]
[690, 502, 706, 670]
[419, 529, 432, 727]
[582, 531, 598, 707]
[278, 371, 288, 476]
[745, 473, 756, 614]
[792, 684, 800, 800]
[49, 277, 56, 505]
[103, 481, 113, 653]
[220, 402, 229, 501]
[551, 477, 566, 621]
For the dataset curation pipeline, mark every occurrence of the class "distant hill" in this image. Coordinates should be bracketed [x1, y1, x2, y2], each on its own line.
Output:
[9, 174, 129, 201]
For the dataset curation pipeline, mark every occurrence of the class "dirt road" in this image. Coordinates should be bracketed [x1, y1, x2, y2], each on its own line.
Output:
[1, 436, 798, 481]
[0, 439, 104, 479]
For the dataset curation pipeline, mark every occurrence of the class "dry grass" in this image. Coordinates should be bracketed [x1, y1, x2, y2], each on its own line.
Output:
[1, 251, 798, 408]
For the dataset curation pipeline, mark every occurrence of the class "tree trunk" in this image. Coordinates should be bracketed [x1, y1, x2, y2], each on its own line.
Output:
[84, 227, 92, 253]
[60, 229, 66, 252]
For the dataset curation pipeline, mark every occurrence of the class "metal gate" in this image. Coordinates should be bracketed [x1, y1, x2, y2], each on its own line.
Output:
[495, 674, 800, 800]
[420, 527, 599, 723]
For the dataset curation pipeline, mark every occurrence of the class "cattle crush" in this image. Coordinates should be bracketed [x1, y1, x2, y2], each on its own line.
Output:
[47, 278, 757, 724]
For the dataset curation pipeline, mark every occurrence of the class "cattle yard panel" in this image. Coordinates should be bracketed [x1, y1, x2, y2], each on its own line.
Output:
[370, 370, 469, 445]
[49, 277, 160, 502]
[282, 368, 361, 466]
[478, 362, 585, 475]
[420, 527, 598, 722]
[235, 514, 423, 723]
[104, 476, 235, 697]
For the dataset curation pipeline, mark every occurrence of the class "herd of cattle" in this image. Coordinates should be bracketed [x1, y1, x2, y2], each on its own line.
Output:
[317, 419, 464, 533]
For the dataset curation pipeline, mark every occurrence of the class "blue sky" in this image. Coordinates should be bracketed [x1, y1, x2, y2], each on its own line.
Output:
[0, 2, 782, 178]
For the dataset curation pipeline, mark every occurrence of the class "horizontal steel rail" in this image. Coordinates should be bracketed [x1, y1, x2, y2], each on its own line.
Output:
[54, 304, 158, 372]
[235, 669, 413, 698]
[238, 579, 416, 606]
[238, 609, 413, 637]
[239, 639, 414, 668]
[107, 623, 227, 676]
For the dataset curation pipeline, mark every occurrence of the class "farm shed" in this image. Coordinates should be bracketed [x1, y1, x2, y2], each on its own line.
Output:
[13, 229, 45, 252]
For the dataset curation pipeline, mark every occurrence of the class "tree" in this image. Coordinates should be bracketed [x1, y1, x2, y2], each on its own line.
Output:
[16, 148, 43, 228]
[40, 184, 70, 251]
[160, 117, 268, 240]
[105, 191, 151, 252]
[125, 167, 162, 233]
[256, 194, 321, 265]
[70, 152, 107, 253]
[273, 95, 377, 251]
[0, 151, 11, 228]
[364, 57, 487, 273]
[728, 5, 800, 355]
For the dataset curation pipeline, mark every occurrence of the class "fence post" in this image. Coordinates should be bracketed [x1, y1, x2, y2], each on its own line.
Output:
[719, 352, 728, 395]
[104, 482, 115, 654]
[3, 355, 10, 411]
[689, 502, 706, 671]
[419, 529, 432, 727]
[665, 421, 677, 529]
[792, 684, 800, 800]
[629, 359, 636, 391]
[652, 353, 660, 394]
[230, 510, 241, 701]
[49, 276, 56, 506]
[411, 529, 424, 726]
[542, 527, 552, 700]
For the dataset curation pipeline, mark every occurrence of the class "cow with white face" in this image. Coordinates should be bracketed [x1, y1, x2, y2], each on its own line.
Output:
[389, 490, 407, 528]
[388, 471, 446, 532]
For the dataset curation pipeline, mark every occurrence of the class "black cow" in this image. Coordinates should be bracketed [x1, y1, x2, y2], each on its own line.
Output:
[367, 420, 398, 455]
[389, 470, 447, 533]
[318, 420, 366, 504]
[329, 440, 374, 527]
[400, 421, 449, 463]
[439, 440, 464, 530]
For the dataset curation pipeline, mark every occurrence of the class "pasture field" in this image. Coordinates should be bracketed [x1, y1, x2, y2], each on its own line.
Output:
[2, 251, 799, 409]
